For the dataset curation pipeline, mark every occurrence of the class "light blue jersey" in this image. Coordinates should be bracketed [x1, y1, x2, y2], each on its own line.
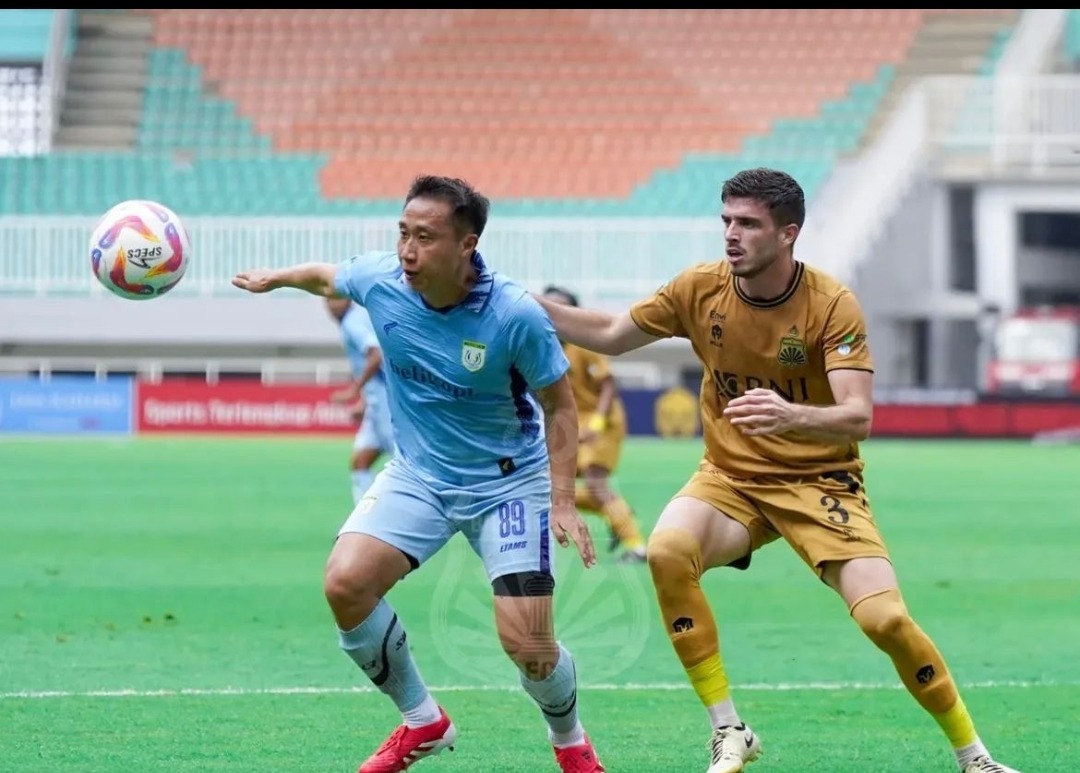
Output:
[334, 250, 569, 486]
[339, 303, 388, 408]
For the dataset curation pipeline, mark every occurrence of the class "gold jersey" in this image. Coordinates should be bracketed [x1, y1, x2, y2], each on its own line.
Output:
[630, 260, 873, 478]
[563, 342, 626, 428]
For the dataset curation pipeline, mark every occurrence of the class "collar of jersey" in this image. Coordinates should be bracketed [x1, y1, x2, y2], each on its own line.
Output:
[733, 260, 804, 308]
[461, 251, 494, 312]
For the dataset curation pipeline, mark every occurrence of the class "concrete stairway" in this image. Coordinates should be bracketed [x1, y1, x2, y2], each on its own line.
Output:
[55, 10, 153, 150]
[857, 10, 1021, 153]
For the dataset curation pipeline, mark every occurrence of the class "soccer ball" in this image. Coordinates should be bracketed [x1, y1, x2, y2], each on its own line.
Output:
[89, 199, 191, 300]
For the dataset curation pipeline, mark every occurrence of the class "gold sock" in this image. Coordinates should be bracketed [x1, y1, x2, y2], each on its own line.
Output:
[648, 528, 730, 707]
[600, 496, 645, 550]
[687, 653, 731, 706]
[933, 697, 979, 749]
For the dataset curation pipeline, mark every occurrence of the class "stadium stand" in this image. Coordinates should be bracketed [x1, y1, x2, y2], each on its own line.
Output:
[0, 9, 55, 62]
[1065, 9, 1080, 68]
[0, 9, 1020, 218]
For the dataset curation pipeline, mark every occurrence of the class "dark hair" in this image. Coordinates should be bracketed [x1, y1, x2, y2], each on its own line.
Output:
[721, 168, 805, 230]
[543, 285, 579, 307]
[405, 175, 490, 239]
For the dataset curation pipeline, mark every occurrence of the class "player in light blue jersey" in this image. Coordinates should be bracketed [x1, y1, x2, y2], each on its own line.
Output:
[233, 175, 605, 773]
[325, 297, 395, 504]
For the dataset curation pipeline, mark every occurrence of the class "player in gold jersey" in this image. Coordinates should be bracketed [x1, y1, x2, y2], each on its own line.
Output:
[535, 169, 1021, 773]
[543, 286, 647, 564]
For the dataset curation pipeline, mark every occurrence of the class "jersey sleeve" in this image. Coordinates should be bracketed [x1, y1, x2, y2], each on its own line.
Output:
[822, 290, 874, 372]
[333, 251, 396, 305]
[506, 293, 571, 390]
[628, 268, 695, 338]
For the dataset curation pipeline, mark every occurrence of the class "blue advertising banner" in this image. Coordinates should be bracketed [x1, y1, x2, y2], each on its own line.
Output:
[0, 375, 134, 435]
[622, 386, 702, 437]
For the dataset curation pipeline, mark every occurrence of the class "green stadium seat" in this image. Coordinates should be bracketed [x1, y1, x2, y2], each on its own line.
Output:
[0, 13, 1023, 217]
[1065, 10, 1080, 63]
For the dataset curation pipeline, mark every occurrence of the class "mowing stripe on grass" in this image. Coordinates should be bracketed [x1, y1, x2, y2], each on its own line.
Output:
[3, 679, 1073, 700]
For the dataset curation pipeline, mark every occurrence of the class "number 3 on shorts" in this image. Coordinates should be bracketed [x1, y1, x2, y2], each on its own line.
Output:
[819, 495, 849, 524]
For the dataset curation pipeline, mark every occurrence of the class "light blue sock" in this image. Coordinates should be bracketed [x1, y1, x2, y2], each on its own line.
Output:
[339, 599, 431, 715]
[519, 643, 585, 746]
[351, 469, 375, 503]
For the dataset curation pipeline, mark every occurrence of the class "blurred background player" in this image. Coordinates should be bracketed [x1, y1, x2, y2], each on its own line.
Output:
[536, 168, 1022, 773]
[325, 297, 394, 504]
[543, 285, 647, 564]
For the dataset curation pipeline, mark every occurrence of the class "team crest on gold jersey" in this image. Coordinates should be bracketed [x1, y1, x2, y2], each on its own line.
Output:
[461, 340, 487, 372]
[777, 326, 807, 368]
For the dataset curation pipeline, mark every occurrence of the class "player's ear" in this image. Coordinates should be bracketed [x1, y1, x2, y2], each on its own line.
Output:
[780, 223, 799, 246]
[461, 232, 479, 254]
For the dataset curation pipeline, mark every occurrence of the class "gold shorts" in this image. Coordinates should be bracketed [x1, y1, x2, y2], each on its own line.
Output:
[577, 424, 625, 474]
[676, 463, 890, 573]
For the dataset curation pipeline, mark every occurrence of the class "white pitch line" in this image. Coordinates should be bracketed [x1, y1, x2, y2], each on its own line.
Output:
[2, 680, 1072, 700]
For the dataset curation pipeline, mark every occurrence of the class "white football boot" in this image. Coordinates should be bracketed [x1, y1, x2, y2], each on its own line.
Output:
[963, 757, 1022, 773]
[705, 723, 761, 773]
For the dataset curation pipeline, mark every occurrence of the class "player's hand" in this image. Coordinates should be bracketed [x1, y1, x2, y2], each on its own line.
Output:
[347, 397, 366, 423]
[580, 413, 605, 445]
[231, 269, 278, 293]
[549, 501, 597, 568]
[723, 388, 798, 436]
[331, 385, 361, 404]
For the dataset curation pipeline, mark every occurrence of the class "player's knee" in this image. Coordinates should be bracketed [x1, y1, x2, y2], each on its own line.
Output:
[850, 588, 912, 649]
[647, 528, 702, 585]
[323, 560, 367, 613]
[323, 541, 411, 619]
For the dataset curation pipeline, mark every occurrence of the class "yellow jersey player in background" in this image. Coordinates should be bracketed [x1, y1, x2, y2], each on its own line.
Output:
[536, 168, 1021, 773]
[542, 285, 647, 564]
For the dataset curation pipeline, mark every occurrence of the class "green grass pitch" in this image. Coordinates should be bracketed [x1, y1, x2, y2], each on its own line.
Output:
[1, 436, 1077, 771]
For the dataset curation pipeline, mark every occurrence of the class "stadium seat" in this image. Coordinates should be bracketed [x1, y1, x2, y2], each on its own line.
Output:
[0, 9, 1021, 216]
[0, 9, 55, 62]
[1064, 9, 1080, 67]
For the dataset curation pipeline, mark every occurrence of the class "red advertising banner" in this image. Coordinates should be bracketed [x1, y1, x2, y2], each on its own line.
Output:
[872, 402, 1080, 438]
[137, 380, 356, 434]
[135, 378, 1080, 438]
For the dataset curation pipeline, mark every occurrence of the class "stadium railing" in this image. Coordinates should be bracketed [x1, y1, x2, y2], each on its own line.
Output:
[0, 214, 723, 306]
[0, 354, 673, 389]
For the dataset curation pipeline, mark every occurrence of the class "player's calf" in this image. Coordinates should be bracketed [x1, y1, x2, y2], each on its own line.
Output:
[493, 572, 606, 770]
[848, 587, 1021, 772]
[324, 534, 412, 629]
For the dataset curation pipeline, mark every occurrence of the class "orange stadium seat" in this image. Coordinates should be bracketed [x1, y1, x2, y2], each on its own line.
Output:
[136, 8, 1016, 202]
[0, 8, 986, 217]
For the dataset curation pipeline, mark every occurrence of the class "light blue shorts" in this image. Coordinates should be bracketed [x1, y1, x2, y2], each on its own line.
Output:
[353, 400, 394, 454]
[339, 458, 552, 582]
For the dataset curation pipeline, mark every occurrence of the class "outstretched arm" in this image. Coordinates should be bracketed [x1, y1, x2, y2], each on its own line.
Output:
[232, 262, 340, 297]
[534, 296, 660, 356]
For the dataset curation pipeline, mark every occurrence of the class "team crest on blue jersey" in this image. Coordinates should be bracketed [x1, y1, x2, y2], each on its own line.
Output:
[461, 340, 487, 372]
